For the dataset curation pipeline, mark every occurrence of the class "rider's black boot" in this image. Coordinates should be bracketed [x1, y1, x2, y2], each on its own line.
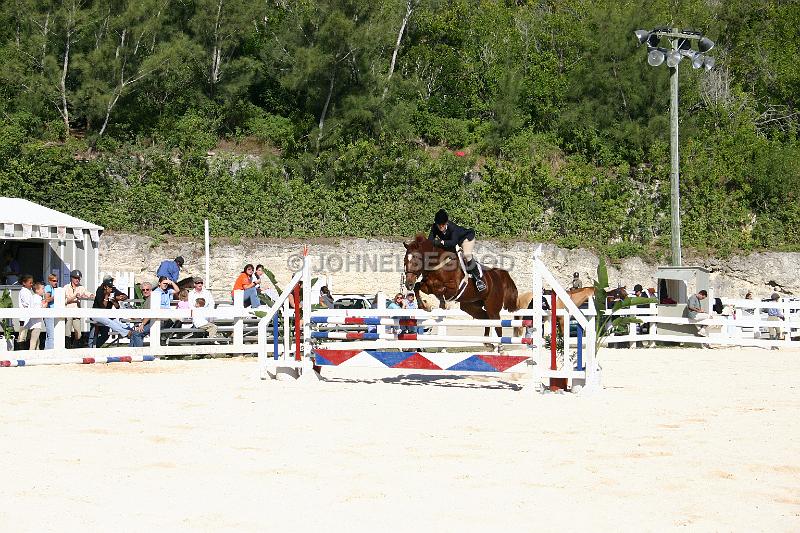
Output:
[468, 263, 487, 292]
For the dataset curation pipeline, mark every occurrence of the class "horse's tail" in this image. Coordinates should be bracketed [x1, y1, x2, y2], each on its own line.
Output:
[503, 271, 521, 312]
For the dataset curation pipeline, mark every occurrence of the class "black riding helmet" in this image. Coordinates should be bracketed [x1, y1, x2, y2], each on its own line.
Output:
[434, 209, 449, 225]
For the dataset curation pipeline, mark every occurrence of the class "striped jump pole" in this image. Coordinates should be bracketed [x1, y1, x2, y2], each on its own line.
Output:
[310, 316, 534, 328]
[311, 331, 534, 344]
[1, 355, 156, 367]
[313, 348, 530, 373]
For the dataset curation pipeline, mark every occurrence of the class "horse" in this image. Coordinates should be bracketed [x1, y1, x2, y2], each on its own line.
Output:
[403, 234, 525, 339]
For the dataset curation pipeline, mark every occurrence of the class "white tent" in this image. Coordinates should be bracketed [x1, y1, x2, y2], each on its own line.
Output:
[1, 197, 103, 295]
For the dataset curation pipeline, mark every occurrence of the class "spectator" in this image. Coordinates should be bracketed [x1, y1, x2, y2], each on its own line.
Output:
[745, 291, 753, 300]
[90, 279, 137, 347]
[16, 274, 34, 349]
[319, 285, 334, 308]
[154, 276, 180, 328]
[176, 289, 191, 309]
[288, 281, 303, 309]
[192, 297, 218, 338]
[188, 277, 215, 308]
[404, 292, 425, 334]
[43, 274, 58, 349]
[766, 292, 785, 349]
[389, 293, 404, 309]
[687, 289, 710, 336]
[2, 251, 20, 285]
[22, 280, 47, 350]
[156, 256, 184, 283]
[63, 270, 94, 348]
[571, 272, 582, 290]
[233, 264, 260, 308]
[134, 282, 155, 338]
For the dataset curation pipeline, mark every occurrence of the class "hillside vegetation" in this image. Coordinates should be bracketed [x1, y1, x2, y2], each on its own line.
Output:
[1, 0, 798, 258]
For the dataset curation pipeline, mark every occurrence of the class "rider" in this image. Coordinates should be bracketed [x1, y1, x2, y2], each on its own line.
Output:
[428, 209, 486, 292]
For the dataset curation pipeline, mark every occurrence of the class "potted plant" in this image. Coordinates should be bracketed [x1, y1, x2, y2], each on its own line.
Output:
[0, 289, 15, 352]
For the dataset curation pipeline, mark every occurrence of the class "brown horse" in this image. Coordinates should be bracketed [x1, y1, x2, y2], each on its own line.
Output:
[403, 234, 523, 338]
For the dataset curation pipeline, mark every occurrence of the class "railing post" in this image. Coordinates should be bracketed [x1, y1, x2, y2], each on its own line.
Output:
[53, 287, 66, 351]
[149, 292, 161, 347]
[233, 290, 244, 347]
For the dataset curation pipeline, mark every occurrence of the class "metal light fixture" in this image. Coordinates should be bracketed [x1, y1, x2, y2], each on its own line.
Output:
[633, 27, 718, 267]
[647, 48, 665, 66]
[666, 50, 682, 67]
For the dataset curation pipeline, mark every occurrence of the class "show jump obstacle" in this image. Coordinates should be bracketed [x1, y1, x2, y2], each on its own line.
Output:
[257, 245, 601, 393]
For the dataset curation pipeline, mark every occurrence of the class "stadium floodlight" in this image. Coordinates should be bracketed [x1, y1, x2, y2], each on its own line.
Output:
[666, 50, 682, 67]
[633, 27, 718, 267]
[698, 37, 715, 53]
[647, 48, 665, 66]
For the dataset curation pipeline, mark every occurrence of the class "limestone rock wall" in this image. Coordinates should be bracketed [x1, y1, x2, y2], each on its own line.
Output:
[100, 232, 799, 299]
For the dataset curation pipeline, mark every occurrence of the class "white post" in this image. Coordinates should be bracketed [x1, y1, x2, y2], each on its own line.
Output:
[53, 287, 66, 351]
[283, 299, 291, 358]
[531, 246, 544, 390]
[149, 293, 161, 347]
[233, 290, 244, 347]
[377, 291, 387, 335]
[204, 219, 211, 290]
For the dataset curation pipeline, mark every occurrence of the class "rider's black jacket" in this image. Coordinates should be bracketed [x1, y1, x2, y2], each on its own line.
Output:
[428, 221, 475, 252]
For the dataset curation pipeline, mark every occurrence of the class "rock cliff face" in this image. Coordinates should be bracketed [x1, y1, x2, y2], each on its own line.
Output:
[100, 232, 798, 299]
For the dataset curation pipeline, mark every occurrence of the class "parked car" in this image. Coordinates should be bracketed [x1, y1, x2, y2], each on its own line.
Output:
[333, 295, 393, 310]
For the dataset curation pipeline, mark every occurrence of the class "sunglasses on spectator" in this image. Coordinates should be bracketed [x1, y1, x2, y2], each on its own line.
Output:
[195, 281, 203, 285]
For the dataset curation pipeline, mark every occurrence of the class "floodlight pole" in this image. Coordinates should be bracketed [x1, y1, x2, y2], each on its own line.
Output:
[669, 38, 682, 266]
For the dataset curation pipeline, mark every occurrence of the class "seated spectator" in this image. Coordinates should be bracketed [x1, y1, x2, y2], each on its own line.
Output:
[766, 292, 785, 348]
[233, 264, 260, 308]
[90, 280, 139, 347]
[22, 280, 47, 350]
[404, 292, 425, 334]
[192, 297, 218, 338]
[188, 277, 215, 308]
[687, 289, 710, 336]
[177, 289, 191, 309]
[156, 256, 184, 283]
[319, 285, 334, 308]
[571, 272, 582, 289]
[2, 251, 20, 285]
[288, 281, 303, 309]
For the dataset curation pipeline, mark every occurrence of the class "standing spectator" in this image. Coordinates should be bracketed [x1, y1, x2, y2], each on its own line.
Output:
[154, 276, 180, 328]
[22, 281, 47, 350]
[188, 277, 215, 308]
[319, 285, 335, 308]
[63, 270, 94, 348]
[571, 272, 582, 290]
[192, 297, 218, 338]
[156, 256, 184, 283]
[687, 289, 710, 336]
[16, 274, 34, 349]
[43, 274, 58, 349]
[2, 251, 21, 285]
[766, 292, 785, 349]
[233, 264, 261, 308]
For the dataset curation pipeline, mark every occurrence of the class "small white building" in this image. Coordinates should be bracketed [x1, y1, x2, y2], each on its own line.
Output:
[0, 197, 103, 304]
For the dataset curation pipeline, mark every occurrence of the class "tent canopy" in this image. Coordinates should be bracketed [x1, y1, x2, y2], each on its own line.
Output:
[0, 197, 103, 231]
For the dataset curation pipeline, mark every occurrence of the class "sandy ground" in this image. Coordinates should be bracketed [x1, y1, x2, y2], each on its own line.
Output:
[1, 346, 799, 532]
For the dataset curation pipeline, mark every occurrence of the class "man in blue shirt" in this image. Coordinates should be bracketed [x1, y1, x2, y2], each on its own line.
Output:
[156, 256, 184, 283]
[766, 292, 785, 347]
[154, 276, 180, 328]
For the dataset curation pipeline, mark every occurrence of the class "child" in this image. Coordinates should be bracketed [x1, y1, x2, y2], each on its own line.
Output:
[23, 281, 48, 350]
[192, 298, 217, 338]
[176, 289, 191, 310]
[44, 274, 58, 349]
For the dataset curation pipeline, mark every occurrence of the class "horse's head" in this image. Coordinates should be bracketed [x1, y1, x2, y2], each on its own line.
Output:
[403, 234, 430, 290]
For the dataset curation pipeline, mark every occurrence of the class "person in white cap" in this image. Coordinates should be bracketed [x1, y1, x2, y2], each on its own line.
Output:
[63, 269, 94, 347]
